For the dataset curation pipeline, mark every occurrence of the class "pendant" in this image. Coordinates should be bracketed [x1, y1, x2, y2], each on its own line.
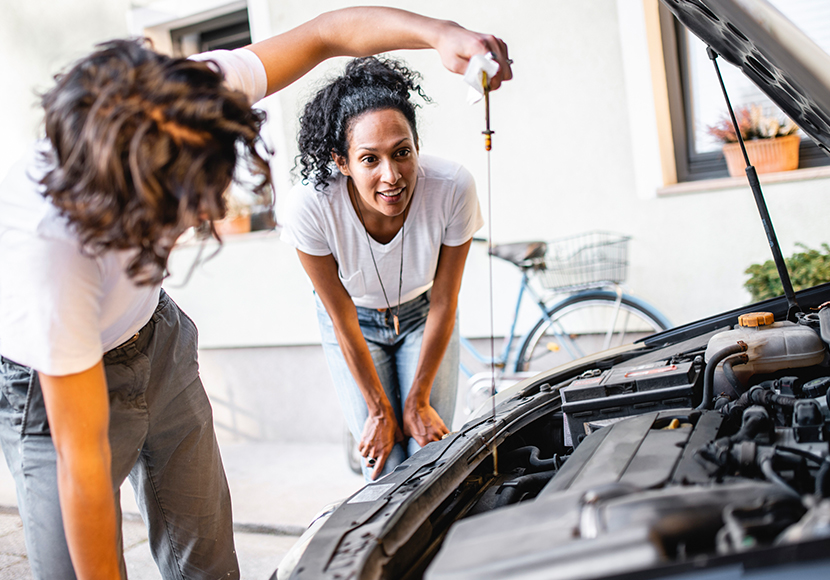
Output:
[393, 314, 400, 336]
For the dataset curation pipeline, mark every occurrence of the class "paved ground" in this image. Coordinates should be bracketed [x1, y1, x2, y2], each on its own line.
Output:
[0, 441, 365, 579]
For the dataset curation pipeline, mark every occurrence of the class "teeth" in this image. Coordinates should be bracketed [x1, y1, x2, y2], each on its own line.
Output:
[379, 188, 403, 198]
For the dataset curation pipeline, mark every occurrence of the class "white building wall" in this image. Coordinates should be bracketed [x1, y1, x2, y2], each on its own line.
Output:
[167, 0, 655, 347]
[3, 0, 830, 441]
[8, 0, 828, 346]
[0, 0, 131, 181]
[160, 0, 830, 348]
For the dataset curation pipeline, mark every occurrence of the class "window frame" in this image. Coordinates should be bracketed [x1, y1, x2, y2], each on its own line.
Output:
[170, 8, 251, 57]
[659, 4, 830, 183]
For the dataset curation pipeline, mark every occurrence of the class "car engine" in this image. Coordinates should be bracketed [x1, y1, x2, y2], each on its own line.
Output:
[425, 308, 830, 580]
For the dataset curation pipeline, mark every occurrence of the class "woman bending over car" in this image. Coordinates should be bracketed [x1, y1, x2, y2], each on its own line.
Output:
[282, 56, 486, 481]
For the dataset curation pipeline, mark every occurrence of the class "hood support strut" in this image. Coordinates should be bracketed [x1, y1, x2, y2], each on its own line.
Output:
[707, 47, 801, 321]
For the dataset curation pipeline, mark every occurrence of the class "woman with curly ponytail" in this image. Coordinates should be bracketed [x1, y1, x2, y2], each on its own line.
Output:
[282, 56, 488, 481]
[0, 8, 511, 578]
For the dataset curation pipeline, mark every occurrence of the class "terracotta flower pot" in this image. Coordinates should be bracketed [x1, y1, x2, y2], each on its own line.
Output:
[214, 214, 251, 236]
[721, 134, 800, 177]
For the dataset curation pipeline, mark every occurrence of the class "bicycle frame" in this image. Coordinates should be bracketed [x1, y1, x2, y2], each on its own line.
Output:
[460, 270, 573, 377]
[460, 273, 633, 378]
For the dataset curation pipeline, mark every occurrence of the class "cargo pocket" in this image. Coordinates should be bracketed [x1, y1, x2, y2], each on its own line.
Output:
[0, 357, 35, 432]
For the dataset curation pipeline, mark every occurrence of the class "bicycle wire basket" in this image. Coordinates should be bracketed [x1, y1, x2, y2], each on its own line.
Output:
[533, 231, 630, 291]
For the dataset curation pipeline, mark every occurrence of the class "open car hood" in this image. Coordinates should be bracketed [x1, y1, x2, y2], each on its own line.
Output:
[663, 0, 830, 153]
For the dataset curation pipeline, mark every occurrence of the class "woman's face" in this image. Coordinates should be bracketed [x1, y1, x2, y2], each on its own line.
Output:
[334, 108, 419, 222]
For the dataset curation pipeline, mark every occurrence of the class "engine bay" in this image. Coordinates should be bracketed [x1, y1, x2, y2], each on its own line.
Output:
[425, 308, 830, 580]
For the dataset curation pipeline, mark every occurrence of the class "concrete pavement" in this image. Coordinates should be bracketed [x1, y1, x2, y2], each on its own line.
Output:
[0, 441, 365, 579]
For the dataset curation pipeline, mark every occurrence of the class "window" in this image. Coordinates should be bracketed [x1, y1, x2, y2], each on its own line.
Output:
[170, 9, 251, 57]
[168, 8, 275, 234]
[660, 0, 830, 181]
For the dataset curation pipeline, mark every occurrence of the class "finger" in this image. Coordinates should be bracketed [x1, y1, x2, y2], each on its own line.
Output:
[494, 37, 513, 82]
[370, 449, 390, 480]
[430, 413, 449, 435]
[428, 428, 445, 444]
[484, 37, 512, 89]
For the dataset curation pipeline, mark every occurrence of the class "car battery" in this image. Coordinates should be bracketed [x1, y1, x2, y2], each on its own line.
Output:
[561, 360, 700, 446]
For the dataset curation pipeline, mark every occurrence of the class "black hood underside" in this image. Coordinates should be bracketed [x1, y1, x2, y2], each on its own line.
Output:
[662, 0, 830, 154]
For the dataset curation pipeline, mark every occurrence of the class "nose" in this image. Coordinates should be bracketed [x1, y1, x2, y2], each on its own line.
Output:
[380, 158, 400, 184]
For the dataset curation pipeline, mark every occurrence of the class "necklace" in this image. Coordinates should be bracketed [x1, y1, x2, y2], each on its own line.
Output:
[350, 179, 405, 335]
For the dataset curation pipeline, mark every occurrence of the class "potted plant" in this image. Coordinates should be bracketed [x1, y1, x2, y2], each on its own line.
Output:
[744, 242, 830, 302]
[706, 104, 800, 177]
[214, 187, 252, 236]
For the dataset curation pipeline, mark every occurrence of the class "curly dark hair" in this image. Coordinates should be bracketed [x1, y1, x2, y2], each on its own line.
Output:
[39, 38, 271, 284]
[296, 56, 430, 190]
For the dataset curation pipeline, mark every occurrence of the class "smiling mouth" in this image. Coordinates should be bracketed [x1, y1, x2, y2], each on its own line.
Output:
[377, 187, 405, 202]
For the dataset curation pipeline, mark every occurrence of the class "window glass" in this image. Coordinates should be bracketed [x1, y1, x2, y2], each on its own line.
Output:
[170, 9, 251, 57]
[685, 0, 830, 156]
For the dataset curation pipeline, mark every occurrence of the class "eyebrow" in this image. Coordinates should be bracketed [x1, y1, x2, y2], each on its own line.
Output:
[354, 137, 412, 153]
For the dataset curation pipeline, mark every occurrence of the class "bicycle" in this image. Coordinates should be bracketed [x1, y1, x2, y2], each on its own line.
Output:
[460, 231, 672, 413]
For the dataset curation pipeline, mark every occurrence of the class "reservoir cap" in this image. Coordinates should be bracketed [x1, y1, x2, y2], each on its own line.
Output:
[738, 312, 775, 328]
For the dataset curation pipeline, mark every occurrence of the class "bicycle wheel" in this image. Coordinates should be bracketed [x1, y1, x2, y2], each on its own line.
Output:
[515, 290, 670, 373]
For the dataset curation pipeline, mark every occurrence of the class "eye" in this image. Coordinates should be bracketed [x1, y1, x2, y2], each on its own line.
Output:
[360, 155, 377, 165]
[395, 148, 411, 158]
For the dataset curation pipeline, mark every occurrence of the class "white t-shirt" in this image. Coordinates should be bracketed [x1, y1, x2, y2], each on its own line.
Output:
[0, 48, 267, 376]
[281, 155, 484, 309]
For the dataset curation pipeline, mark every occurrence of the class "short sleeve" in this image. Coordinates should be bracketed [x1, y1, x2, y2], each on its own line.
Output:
[279, 183, 333, 257]
[443, 165, 484, 247]
[190, 48, 268, 103]
[0, 231, 104, 375]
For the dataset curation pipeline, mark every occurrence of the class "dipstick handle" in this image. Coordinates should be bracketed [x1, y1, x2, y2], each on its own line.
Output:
[482, 74, 494, 151]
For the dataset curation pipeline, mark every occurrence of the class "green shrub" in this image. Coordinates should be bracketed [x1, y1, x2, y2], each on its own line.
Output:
[744, 243, 830, 302]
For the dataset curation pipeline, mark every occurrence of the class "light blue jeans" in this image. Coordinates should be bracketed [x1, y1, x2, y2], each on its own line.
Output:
[0, 291, 237, 580]
[316, 290, 459, 480]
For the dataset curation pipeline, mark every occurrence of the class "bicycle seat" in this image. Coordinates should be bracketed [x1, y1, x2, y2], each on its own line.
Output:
[489, 241, 547, 268]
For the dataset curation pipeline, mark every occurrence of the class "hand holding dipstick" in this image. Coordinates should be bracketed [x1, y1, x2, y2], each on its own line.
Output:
[464, 51, 508, 474]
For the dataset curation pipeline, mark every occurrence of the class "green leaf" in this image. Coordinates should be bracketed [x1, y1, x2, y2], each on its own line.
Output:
[744, 243, 830, 302]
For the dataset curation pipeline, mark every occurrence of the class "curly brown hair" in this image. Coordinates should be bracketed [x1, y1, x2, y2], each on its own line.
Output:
[40, 38, 271, 284]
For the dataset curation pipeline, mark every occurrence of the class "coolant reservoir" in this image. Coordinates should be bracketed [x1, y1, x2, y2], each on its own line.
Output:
[705, 312, 826, 386]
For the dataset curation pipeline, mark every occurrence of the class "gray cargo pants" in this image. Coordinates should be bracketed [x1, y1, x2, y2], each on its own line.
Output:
[0, 290, 238, 579]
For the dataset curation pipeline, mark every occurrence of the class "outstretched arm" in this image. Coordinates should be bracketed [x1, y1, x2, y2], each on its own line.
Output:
[39, 362, 119, 580]
[247, 6, 512, 95]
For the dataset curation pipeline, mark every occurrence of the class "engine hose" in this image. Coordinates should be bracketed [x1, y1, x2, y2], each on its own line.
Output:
[777, 445, 825, 465]
[507, 446, 560, 471]
[722, 354, 750, 397]
[721, 384, 798, 420]
[735, 412, 771, 442]
[495, 470, 557, 507]
[698, 342, 748, 410]
[760, 454, 800, 498]
[750, 386, 797, 408]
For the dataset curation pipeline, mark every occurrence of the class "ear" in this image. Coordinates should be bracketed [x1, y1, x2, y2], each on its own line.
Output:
[331, 152, 350, 176]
